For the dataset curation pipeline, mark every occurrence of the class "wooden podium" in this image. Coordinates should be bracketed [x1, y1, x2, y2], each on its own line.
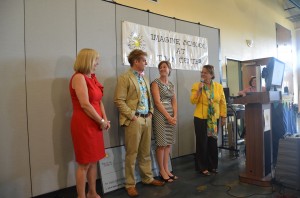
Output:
[233, 91, 281, 186]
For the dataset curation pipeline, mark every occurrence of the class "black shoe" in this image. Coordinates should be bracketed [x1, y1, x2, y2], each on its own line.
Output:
[159, 172, 173, 183]
[200, 170, 210, 176]
[168, 174, 178, 180]
[209, 169, 218, 174]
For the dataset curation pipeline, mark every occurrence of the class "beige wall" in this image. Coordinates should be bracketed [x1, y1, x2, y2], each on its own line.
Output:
[116, 0, 298, 99]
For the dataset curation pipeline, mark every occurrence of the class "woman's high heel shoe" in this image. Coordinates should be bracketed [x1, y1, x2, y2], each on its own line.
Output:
[209, 169, 218, 174]
[200, 170, 211, 176]
[159, 172, 173, 183]
[168, 174, 178, 180]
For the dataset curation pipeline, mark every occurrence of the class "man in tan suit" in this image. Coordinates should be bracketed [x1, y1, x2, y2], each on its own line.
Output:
[114, 49, 164, 197]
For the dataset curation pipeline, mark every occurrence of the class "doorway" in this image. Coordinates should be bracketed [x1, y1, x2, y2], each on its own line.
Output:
[226, 58, 242, 96]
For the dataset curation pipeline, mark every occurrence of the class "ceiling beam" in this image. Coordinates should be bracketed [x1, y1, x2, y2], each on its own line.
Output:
[289, 0, 300, 9]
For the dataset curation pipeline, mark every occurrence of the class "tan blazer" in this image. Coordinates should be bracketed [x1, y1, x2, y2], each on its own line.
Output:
[114, 69, 154, 126]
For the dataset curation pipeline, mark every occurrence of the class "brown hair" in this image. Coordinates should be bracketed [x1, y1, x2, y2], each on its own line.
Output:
[127, 49, 147, 67]
[158, 61, 172, 76]
[249, 76, 256, 87]
[74, 48, 99, 74]
[203, 64, 215, 79]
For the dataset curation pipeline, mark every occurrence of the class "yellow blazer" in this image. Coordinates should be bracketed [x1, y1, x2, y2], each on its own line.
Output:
[114, 69, 154, 126]
[190, 81, 227, 119]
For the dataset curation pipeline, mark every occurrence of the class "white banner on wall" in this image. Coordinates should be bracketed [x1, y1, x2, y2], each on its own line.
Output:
[122, 21, 208, 70]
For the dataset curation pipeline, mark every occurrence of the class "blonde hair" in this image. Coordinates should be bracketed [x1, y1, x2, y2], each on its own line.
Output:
[74, 48, 99, 74]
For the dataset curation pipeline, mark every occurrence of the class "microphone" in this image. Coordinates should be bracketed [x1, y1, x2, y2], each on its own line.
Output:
[199, 79, 204, 92]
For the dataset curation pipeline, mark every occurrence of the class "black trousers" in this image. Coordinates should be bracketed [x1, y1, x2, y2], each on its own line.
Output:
[194, 117, 218, 172]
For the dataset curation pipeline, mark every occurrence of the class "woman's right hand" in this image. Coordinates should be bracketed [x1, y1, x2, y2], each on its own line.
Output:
[238, 90, 246, 97]
[195, 82, 204, 97]
[105, 120, 111, 130]
[198, 82, 204, 93]
[100, 120, 109, 130]
[167, 116, 176, 125]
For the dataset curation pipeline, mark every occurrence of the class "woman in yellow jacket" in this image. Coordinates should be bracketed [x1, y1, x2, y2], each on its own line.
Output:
[190, 65, 227, 176]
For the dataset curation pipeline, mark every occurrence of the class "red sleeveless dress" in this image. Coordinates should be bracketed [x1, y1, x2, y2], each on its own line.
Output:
[69, 73, 105, 164]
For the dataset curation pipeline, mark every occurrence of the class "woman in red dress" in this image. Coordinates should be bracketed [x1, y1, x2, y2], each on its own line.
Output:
[69, 48, 110, 198]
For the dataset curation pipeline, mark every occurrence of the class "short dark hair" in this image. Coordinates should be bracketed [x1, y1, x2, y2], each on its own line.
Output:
[249, 76, 256, 87]
[203, 65, 215, 79]
[158, 61, 172, 76]
[127, 49, 147, 66]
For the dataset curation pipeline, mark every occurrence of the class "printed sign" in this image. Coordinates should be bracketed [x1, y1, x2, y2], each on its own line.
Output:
[122, 21, 208, 70]
[99, 140, 172, 193]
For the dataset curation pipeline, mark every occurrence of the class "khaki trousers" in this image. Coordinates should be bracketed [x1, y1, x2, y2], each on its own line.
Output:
[124, 116, 153, 188]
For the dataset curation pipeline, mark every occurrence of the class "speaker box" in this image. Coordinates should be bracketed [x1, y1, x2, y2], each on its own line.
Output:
[275, 136, 300, 190]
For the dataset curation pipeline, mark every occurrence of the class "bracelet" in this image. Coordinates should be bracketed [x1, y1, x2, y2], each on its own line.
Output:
[100, 118, 105, 124]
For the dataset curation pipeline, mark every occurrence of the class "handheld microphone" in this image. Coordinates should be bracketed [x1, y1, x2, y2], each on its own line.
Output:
[199, 79, 204, 92]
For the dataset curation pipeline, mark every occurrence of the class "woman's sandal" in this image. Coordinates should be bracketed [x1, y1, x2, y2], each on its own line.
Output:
[159, 172, 173, 183]
[168, 174, 178, 180]
[161, 177, 173, 183]
[200, 170, 211, 176]
[209, 169, 218, 174]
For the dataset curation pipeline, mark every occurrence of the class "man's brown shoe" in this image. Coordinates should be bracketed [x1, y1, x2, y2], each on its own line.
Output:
[148, 179, 165, 186]
[126, 187, 139, 197]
